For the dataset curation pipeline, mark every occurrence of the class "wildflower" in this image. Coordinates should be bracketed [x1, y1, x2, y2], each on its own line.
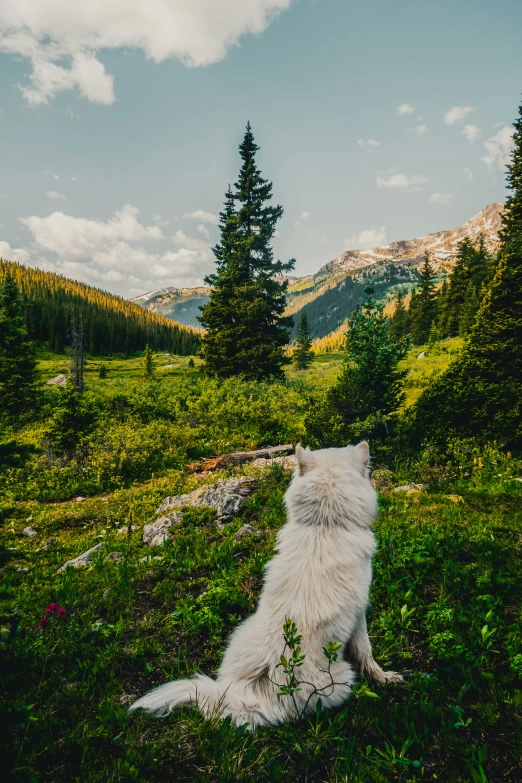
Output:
[45, 603, 67, 617]
[37, 603, 67, 629]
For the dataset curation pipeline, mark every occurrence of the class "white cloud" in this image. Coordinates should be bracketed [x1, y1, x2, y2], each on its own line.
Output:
[444, 105, 474, 125]
[481, 125, 515, 172]
[294, 210, 310, 230]
[357, 138, 380, 151]
[461, 124, 480, 143]
[21, 204, 162, 259]
[429, 192, 455, 206]
[17, 203, 214, 294]
[463, 167, 473, 181]
[0, 1, 293, 105]
[412, 124, 428, 137]
[197, 223, 210, 239]
[343, 227, 386, 251]
[0, 240, 30, 264]
[183, 209, 219, 224]
[376, 173, 430, 191]
[397, 103, 415, 115]
[45, 190, 66, 199]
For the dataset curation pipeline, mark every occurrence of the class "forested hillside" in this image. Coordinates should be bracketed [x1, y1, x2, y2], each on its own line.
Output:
[0, 260, 200, 356]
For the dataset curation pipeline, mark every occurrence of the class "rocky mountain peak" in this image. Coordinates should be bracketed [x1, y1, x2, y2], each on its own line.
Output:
[321, 202, 504, 278]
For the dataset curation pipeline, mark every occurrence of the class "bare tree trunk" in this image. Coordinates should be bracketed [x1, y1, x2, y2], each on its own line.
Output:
[69, 309, 85, 391]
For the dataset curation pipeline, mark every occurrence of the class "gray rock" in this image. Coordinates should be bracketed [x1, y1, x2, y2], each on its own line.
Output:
[116, 525, 138, 535]
[74, 496, 86, 503]
[417, 351, 426, 360]
[57, 542, 104, 573]
[393, 483, 426, 493]
[23, 526, 38, 537]
[370, 469, 394, 492]
[47, 374, 67, 386]
[142, 512, 183, 546]
[157, 477, 257, 524]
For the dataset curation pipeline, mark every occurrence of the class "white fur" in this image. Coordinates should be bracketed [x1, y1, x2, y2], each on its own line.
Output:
[130, 442, 402, 728]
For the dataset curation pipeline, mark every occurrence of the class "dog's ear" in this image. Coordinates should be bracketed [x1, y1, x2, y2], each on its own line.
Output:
[295, 443, 316, 476]
[353, 441, 370, 468]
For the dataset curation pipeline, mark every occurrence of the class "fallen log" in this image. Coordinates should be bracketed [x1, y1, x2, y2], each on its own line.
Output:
[187, 444, 294, 473]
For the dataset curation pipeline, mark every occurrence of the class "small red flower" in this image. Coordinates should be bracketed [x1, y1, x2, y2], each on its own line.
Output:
[45, 603, 67, 617]
[38, 616, 50, 629]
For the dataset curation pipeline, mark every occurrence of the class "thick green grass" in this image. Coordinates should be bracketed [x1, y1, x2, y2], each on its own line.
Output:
[3, 340, 521, 782]
[2, 455, 522, 782]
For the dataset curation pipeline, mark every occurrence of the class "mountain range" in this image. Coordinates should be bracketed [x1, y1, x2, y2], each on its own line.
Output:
[131, 203, 503, 340]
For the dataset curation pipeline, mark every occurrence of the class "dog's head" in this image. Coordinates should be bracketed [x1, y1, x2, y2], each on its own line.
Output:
[285, 442, 376, 528]
[294, 441, 369, 478]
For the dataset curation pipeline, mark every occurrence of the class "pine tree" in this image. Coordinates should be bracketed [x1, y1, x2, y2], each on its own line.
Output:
[411, 254, 437, 345]
[445, 239, 477, 335]
[47, 380, 97, 454]
[459, 282, 480, 335]
[437, 278, 450, 338]
[0, 270, 40, 420]
[98, 364, 107, 379]
[467, 235, 493, 291]
[199, 124, 295, 380]
[305, 287, 408, 449]
[389, 289, 409, 339]
[413, 100, 522, 450]
[143, 344, 155, 380]
[500, 98, 522, 255]
[293, 311, 313, 370]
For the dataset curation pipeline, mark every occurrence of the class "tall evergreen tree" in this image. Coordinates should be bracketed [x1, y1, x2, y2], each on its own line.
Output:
[459, 282, 480, 335]
[293, 311, 313, 370]
[437, 278, 450, 338]
[411, 254, 437, 345]
[199, 124, 295, 380]
[143, 344, 155, 380]
[467, 235, 493, 291]
[445, 239, 477, 336]
[305, 287, 408, 450]
[389, 288, 409, 339]
[0, 270, 39, 420]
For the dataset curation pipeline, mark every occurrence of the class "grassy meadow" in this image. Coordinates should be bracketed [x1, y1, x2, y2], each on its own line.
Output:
[2, 341, 522, 782]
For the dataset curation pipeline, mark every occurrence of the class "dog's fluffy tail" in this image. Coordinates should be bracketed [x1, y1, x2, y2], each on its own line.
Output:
[129, 674, 269, 727]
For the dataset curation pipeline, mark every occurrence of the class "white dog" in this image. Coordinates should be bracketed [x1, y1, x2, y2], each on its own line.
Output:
[130, 442, 402, 728]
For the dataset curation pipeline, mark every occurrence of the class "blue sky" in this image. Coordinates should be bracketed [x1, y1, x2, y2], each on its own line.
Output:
[0, 0, 521, 296]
